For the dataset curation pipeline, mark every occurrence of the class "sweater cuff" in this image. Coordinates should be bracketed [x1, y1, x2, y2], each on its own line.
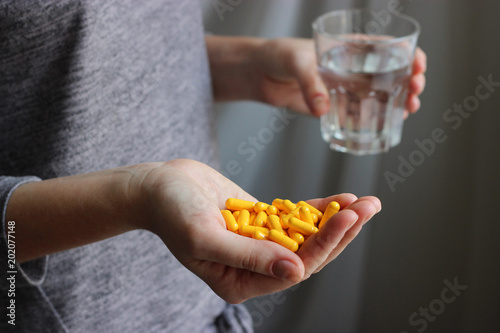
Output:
[0, 176, 48, 288]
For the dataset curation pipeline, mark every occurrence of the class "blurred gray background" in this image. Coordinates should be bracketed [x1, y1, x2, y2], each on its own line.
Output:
[202, 0, 500, 332]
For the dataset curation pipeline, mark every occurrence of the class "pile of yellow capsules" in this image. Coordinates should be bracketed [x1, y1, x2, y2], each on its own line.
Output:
[221, 198, 340, 252]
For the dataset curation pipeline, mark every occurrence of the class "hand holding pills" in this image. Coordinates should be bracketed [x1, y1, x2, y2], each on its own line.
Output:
[138, 159, 381, 303]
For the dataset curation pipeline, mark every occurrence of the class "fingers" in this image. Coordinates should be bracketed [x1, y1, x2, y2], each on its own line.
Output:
[297, 209, 359, 277]
[405, 93, 421, 115]
[409, 73, 426, 96]
[188, 193, 379, 302]
[404, 73, 425, 115]
[352, 196, 382, 215]
[306, 193, 358, 212]
[200, 194, 371, 280]
[197, 227, 305, 283]
[412, 47, 427, 74]
[295, 68, 330, 117]
[404, 48, 427, 116]
[297, 196, 380, 276]
[284, 42, 330, 117]
[315, 197, 380, 273]
[312, 215, 365, 273]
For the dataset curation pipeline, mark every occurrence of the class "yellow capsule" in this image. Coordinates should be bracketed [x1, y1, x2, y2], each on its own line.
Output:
[311, 213, 319, 224]
[252, 227, 270, 240]
[266, 205, 279, 215]
[226, 198, 255, 212]
[289, 217, 319, 236]
[282, 199, 296, 214]
[253, 211, 268, 227]
[269, 229, 298, 252]
[232, 210, 240, 221]
[249, 212, 257, 225]
[280, 213, 293, 229]
[299, 206, 314, 225]
[296, 201, 323, 219]
[272, 198, 285, 211]
[253, 202, 269, 213]
[290, 207, 301, 218]
[278, 212, 289, 229]
[238, 209, 250, 229]
[221, 210, 239, 233]
[287, 228, 305, 245]
[267, 215, 285, 234]
[240, 225, 269, 237]
[318, 201, 340, 229]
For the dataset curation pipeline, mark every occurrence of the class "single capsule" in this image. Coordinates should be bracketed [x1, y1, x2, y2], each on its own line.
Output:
[232, 210, 240, 221]
[299, 206, 314, 225]
[296, 201, 323, 219]
[288, 217, 319, 236]
[266, 205, 279, 215]
[290, 207, 301, 218]
[278, 212, 289, 229]
[253, 227, 270, 240]
[311, 213, 319, 224]
[287, 228, 305, 245]
[253, 211, 268, 227]
[318, 201, 340, 229]
[226, 198, 255, 212]
[269, 229, 299, 252]
[221, 210, 238, 232]
[272, 198, 285, 211]
[280, 213, 293, 229]
[253, 202, 269, 213]
[238, 209, 250, 229]
[240, 225, 269, 237]
[282, 200, 297, 214]
[249, 212, 257, 225]
[267, 215, 285, 234]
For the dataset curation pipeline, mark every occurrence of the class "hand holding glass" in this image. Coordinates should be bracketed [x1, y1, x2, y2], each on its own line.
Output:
[313, 9, 420, 155]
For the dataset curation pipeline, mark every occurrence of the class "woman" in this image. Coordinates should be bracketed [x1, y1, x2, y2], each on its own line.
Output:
[0, 1, 425, 331]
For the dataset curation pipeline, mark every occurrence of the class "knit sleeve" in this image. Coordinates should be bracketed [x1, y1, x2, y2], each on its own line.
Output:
[0, 176, 48, 289]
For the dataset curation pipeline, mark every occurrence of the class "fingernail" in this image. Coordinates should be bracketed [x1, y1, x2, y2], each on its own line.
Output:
[272, 260, 298, 281]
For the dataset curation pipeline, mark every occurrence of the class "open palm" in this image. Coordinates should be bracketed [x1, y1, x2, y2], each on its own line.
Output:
[138, 159, 380, 303]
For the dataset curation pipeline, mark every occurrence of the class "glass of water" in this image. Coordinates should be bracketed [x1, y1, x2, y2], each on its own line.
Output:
[313, 8, 420, 155]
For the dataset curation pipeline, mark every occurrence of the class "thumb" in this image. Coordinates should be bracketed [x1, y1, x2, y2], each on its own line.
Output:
[292, 54, 330, 117]
[201, 229, 304, 283]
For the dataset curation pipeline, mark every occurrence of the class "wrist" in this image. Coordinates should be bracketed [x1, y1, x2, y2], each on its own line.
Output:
[5, 167, 151, 262]
[118, 162, 163, 232]
[206, 35, 266, 101]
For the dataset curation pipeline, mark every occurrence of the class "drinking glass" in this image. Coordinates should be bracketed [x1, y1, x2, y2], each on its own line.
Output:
[313, 8, 420, 155]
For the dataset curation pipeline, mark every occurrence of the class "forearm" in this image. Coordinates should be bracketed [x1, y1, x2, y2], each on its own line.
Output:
[4, 166, 146, 263]
[206, 35, 265, 102]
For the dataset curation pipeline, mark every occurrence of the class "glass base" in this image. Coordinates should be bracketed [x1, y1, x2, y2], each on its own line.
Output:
[322, 127, 403, 155]
[328, 140, 392, 155]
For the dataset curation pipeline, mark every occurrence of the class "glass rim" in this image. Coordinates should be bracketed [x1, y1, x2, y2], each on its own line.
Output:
[312, 8, 421, 45]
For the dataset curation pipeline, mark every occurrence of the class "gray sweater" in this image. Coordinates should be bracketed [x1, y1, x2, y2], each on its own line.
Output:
[0, 1, 252, 332]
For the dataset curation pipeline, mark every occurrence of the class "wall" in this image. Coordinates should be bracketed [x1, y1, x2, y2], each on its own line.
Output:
[202, 1, 500, 332]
